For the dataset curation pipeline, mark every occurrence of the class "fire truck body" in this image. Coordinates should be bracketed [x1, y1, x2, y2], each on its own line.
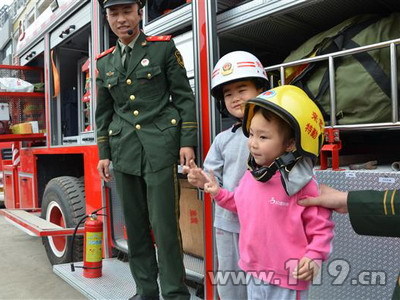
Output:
[0, 0, 399, 299]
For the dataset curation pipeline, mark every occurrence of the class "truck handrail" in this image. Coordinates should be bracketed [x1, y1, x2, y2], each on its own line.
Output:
[264, 37, 400, 130]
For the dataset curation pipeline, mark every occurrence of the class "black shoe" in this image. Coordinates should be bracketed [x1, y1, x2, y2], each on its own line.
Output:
[129, 294, 159, 300]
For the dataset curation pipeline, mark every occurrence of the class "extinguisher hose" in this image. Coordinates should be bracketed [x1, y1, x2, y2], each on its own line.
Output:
[70, 214, 88, 272]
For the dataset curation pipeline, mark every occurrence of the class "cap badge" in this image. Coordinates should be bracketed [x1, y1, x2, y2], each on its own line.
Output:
[221, 62, 233, 76]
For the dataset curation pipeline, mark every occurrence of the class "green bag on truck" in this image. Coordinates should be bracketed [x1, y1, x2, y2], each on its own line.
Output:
[284, 13, 400, 125]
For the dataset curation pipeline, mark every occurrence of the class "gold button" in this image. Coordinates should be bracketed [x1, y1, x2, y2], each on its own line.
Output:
[108, 84, 111, 88]
[147, 73, 151, 79]
[109, 130, 113, 135]
[126, 79, 132, 85]
[130, 95, 136, 101]
[135, 124, 141, 130]
[171, 119, 177, 125]
[133, 110, 139, 116]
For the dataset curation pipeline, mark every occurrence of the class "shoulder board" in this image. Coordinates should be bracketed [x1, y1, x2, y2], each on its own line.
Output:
[96, 46, 116, 60]
[146, 35, 172, 42]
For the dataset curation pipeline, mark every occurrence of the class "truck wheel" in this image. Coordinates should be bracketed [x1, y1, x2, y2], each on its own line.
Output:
[41, 176, 85, 265]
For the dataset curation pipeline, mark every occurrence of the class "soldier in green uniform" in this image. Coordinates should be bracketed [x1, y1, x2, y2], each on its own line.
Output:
[95, 0, 197, 299]
[298, 184, 400, 300]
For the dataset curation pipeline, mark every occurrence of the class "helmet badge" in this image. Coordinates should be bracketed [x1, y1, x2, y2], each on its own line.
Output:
[260, 90, 276, 99]
[221, 62, 234, 76]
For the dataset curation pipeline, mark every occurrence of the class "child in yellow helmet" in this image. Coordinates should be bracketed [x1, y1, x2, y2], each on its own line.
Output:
[203, 85, 334, 300]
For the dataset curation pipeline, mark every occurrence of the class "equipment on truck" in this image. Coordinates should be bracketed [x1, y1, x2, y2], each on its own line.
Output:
[284, 13, 400, 125]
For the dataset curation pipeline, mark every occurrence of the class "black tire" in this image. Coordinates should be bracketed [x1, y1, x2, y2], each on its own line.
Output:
[41, 176, 85, 265]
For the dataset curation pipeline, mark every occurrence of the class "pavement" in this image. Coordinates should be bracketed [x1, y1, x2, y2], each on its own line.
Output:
[0, 214, 86, 300]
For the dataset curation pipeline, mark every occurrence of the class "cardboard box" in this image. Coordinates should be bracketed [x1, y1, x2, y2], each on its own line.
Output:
[179, 179, 204, 258]
[10, 121, 39, 134]
[11, 122, 32, 134]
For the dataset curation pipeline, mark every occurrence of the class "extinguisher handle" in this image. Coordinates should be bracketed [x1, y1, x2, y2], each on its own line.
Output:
[91, 207, 106, 215]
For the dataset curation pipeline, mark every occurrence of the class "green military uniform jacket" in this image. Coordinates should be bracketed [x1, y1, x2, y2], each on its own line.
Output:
[348, 190, 400, 237]
[96, 32, 197, 175]
[348, 190, 400, 299]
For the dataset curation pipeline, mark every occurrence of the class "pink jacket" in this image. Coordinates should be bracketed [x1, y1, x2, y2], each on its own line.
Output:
[214, 171, 334, 290]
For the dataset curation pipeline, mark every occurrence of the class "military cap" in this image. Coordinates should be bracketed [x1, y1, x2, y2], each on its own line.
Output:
[99, 0, 146, 9]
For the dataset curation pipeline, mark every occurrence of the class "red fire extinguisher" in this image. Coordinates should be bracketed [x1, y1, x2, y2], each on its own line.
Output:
[71, 209, 104, 278]
[83, 214, 103, 278]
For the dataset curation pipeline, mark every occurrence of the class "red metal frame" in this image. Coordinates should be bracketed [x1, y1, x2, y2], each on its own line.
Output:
[0, 65, 44, 71]
[0, 133, 45, 142]
[0, 209, 84, 236]
[319, 128, 344, 171]
[0, 92, 45, 98]
[32, 145, 102, 214]
[194, 1, 214, 298]
[3, 164, 19, 208]
[44, 33, 51, 147]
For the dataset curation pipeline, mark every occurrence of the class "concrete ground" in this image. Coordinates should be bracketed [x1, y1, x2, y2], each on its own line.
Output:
[0, 215, 86, 300]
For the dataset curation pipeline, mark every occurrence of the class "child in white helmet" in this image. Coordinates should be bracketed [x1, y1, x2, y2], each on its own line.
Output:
[203, 85, 334, 300]
[184, 51, 269, 299]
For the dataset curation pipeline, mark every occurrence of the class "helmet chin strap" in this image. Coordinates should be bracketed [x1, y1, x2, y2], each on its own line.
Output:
[247, 155, 279, 182]
[248, 150, 307, 195]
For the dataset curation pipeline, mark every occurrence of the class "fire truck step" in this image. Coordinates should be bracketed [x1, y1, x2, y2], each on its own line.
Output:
[0, 209, 82, 237]
[183, 253, 204, 283]
[114, 238, 204, 283]
[53, 258, 202, 299]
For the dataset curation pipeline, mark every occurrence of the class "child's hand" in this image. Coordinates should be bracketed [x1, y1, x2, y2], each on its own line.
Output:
[202, 170, 220, 197]
[292, 257, 320, 281]
[182, 160, 209, 189]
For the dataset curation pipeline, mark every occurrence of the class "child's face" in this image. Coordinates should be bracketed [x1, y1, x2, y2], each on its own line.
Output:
[222, 80, 263, 119]
[248, 111, 293, 167]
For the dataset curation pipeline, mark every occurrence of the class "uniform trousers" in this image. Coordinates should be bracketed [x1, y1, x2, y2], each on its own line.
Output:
[114, 164, 190, 300]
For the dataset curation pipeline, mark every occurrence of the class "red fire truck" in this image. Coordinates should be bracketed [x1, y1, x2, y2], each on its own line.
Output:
[1, 0, 400, 299]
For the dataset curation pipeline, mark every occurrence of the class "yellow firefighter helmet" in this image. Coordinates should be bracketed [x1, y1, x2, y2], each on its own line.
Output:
[243, 85, 325, 159]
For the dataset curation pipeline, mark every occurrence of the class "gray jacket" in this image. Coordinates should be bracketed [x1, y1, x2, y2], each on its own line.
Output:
[204, 125, 248, 233]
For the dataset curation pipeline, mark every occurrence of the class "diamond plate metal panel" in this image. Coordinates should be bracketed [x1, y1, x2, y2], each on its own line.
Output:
[105, 172, 126, 251]
[308, 170, 400, 299]
[54, 259, 201, 299]
[316, 168, 400, 191]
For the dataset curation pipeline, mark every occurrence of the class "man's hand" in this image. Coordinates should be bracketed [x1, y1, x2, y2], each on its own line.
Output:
[180, 147, 195, 167]
[97, 159, 112, 182]
[293, 257, 320, 281]
[298, 184, 349, 214]
[182, 159, 208, 189]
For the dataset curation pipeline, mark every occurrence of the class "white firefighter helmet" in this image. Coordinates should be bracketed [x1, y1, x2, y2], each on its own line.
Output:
[211, 51, 269, 103]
